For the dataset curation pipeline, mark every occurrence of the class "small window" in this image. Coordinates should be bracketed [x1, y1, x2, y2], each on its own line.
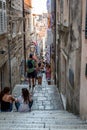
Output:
[3, 2, 6, 10]
[12, 22, 16, 37]
[0, 1, 2, 9]
[0, 12, 3, 31]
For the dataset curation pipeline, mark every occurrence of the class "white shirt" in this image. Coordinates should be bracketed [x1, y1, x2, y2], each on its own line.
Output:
[17, 96, 29, 112]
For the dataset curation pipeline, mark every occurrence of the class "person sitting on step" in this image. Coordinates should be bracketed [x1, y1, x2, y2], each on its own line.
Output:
[0, 87, 16, 112]
[15, 88, 33, 112]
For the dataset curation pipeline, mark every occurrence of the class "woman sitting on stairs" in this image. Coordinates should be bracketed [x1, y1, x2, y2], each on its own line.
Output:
[15, 88, 33, 112]
[0, 87, 15, 112]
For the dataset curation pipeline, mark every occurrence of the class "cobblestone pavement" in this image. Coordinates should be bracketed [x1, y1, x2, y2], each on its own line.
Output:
[0, 74, 87, 130]
[12, 74, 63, 111]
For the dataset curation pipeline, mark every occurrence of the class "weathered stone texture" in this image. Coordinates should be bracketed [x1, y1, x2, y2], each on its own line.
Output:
[0, 0, 24, 90]
[56, 0, 82, 115]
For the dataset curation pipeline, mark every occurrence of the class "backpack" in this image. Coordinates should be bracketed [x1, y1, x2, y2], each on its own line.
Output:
[28, 60, 33, 69]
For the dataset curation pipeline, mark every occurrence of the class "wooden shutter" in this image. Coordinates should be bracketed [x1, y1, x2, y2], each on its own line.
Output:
[3, 1, 7, 32]
[0, 0, 7, 34]
[0, 0, 3, 34]
[85, 0, 87, 38]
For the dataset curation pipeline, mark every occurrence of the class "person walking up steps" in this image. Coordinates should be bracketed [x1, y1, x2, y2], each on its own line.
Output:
[37, 62, 43, 85]
[26, 53, 36, 91]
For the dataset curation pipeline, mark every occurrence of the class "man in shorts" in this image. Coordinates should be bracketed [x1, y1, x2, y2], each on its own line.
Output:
[26, 53, 36, 90]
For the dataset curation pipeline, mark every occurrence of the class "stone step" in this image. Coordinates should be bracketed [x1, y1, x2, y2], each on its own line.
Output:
[0, 111, 86, 130]
[0, 115, 82, 119]
[0, 111, 81, 119]
[0, 127, 87, 130]
[0, 111, 86, 125]
[0, 79, 87, 130]
[0, 114, 80, 120]
[0, 118, 84, 123]
[0, 124, 87, 129]
[0, 110, 79, 114]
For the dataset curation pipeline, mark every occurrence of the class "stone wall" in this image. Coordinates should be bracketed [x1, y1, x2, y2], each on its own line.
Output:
[7, 0, 24, 89]
[56, 0, 82, 114]
[66, 0, 81, 114]
[0, 35, 9, 91]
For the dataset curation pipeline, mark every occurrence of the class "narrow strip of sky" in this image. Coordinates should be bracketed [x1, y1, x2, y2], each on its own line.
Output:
[32, 0, 47, 14]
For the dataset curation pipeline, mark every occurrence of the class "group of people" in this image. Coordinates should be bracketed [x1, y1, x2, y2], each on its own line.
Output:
[0, 53, 51, 112]
[0, 87, 33, 112]
[26, 53, 44, 91]
[26, 53, 51, 88]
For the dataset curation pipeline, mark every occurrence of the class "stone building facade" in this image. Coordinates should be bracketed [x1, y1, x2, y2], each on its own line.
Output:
[80, 0, 87, 119]
[56, 0, 87, 119]
[0, 0, 10, 91]
[24, 0, 32, 61]
[0, 0, 27, 91]
[46, 0, 56, 83]
[56, 0, 82, 115]
[7, 0, 24, 89]
[0, 0, 33, 91]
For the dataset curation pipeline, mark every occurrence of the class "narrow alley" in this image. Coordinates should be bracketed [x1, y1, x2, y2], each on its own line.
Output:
[0, 74, 87, 130]
[1, 0, 87, 129]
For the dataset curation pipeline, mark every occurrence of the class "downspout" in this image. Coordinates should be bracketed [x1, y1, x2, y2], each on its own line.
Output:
[7, 0, 12, 92]
[54, 0, 57, 84]
[22, 0, 26, 76]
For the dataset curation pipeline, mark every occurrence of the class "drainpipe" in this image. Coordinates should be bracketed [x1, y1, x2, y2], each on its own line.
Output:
[22, 0, 26, 76]
[8, 37, 12, 92]
[54, 0, 56, 84]
[7, 0, 12, 92]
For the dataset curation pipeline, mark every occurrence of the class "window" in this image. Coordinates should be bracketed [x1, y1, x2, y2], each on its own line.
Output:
[12, 22, 16, 37]
[63, 0, 69, 27]
[11, 0, 22, 11]
[0, 1, 2, 9]
[85, 0, 87, 38]
[0, 0, 7, 34]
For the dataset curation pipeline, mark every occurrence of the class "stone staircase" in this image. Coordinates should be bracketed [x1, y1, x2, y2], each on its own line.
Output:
[0, 74, 87, 130]
[0, 110, 87, 130]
